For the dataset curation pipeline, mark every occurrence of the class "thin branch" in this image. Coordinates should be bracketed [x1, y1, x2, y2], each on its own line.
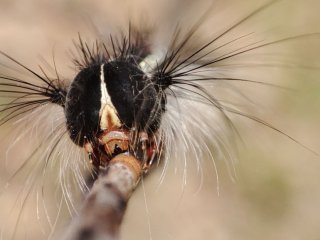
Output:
[62, 154, 142, 240]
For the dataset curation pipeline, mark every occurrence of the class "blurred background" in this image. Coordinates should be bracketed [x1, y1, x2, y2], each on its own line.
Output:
[0, 0, 319, 239]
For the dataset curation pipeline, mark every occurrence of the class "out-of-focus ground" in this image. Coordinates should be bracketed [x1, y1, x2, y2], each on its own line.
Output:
[0, 0, 319, 239]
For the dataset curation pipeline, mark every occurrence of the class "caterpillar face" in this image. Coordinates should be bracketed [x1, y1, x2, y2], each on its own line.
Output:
[65, 59, 166, 167]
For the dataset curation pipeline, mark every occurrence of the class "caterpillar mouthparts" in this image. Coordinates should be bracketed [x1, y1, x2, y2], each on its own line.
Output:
[84, 128, 159, 171]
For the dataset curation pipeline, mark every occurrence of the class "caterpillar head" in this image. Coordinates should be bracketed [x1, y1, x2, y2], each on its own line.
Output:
[64, 59, 166, 168]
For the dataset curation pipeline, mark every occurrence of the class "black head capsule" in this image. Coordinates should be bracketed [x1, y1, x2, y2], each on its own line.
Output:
[64, 58, 167, 166]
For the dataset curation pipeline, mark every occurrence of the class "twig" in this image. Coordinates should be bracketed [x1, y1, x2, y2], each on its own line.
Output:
[62, 153, 142, 240]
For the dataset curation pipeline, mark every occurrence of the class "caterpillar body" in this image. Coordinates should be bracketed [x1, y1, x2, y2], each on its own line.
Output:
[0, 0, 319, 239]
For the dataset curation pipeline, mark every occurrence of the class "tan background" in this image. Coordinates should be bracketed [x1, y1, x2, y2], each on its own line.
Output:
[0, 0, 319, 239]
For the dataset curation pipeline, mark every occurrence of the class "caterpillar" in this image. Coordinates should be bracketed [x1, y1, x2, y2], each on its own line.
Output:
[0, 0, 319, 239]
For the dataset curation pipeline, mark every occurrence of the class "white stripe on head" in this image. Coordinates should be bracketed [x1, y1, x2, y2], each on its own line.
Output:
[99, 64, 121, 130]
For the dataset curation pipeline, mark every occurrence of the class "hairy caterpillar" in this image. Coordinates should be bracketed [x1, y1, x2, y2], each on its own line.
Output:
[0, 0, 319, 239]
